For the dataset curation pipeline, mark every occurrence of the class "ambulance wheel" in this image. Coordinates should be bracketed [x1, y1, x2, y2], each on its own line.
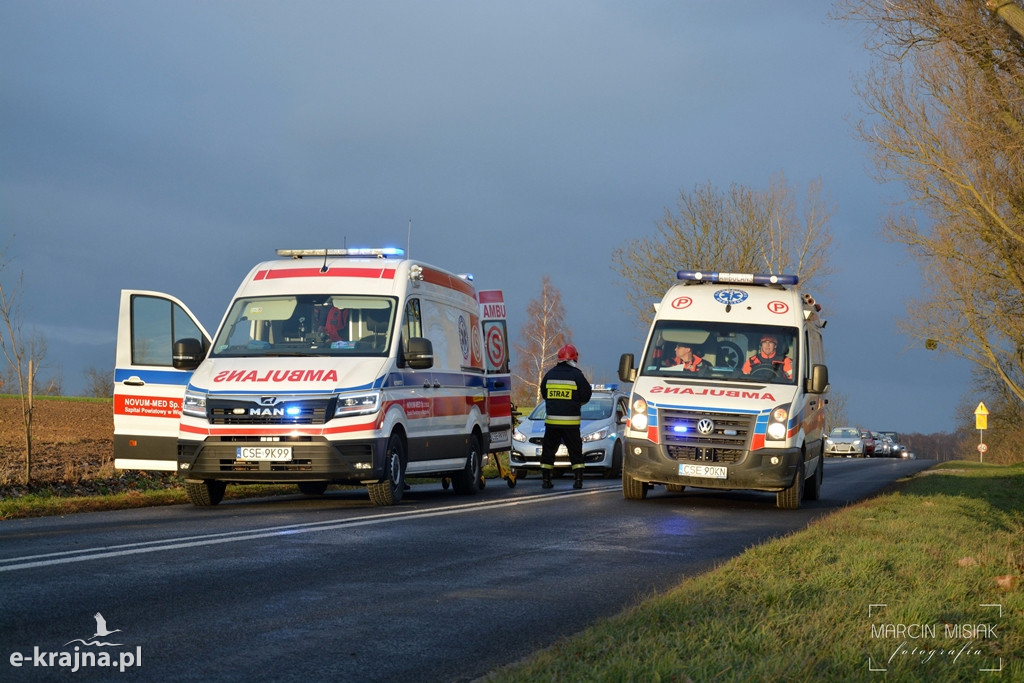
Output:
[777, 459, 805, 510]
[185, 480, 226, 507]
[804, 452, 824, 501]
[452, 433, 483, 495]
[368, 433, 406, 506]
[622, 471, 649, 500]
[297, 482, 328, 496]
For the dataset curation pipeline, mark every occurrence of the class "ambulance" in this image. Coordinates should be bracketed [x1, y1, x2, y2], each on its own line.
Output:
[617, 270, 829, 509]
[113, 247, 511, 507]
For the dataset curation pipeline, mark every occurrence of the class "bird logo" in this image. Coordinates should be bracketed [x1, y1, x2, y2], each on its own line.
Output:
[64, 612, 124, 647]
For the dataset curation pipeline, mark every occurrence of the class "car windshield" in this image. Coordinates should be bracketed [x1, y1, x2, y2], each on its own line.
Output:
[830, 428, 859, 438]
[638, 321, 799, 385]
[527, 393, 615, 421]
[210, 294, 396, 358]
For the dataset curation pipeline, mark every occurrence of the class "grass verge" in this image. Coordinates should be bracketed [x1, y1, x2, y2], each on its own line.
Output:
[484, 461, 1024, 682]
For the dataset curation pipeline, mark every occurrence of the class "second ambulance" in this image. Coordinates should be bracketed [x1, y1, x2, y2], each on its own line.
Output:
[617, 271, 829, 509]
[113, 247, 510, 507]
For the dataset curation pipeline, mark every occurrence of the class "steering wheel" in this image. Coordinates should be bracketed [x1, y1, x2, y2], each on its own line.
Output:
[716, 342, 743, 371]
[748, 366, 778, 381]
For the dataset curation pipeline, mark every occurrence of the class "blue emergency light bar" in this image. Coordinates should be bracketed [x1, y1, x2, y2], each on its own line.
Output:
[677, 270, 799, 286]
[277, 247, 406, 259]
[592, 383, 619, 391]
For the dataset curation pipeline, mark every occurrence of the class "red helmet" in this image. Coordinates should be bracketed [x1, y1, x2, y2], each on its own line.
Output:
[557, 343, 579, 362]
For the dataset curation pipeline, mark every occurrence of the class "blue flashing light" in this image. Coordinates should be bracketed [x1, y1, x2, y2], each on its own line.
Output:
[285, 405, 303, 418]
[677, 270, 799, 286]
[592, 383, 620, 391]
[672, 425, 689, 434]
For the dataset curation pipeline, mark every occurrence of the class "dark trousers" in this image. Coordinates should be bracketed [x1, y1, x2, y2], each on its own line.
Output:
[540, 423, 583, 468]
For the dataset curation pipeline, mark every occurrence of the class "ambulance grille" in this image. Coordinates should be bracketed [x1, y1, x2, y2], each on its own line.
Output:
[659, 408, 754, 464]
[207, 397, 332, 425]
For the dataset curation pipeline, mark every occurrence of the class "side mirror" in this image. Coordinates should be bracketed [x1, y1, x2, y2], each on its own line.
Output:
[173, 338, 206, 371]
[405, 337, 434, 370]
[618, 353, 636, 383]
[806, 364, 829, 394]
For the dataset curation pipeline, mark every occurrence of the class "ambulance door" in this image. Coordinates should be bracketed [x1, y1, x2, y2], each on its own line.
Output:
[113, 290, 210, 471]
[479, 290, 512, 451]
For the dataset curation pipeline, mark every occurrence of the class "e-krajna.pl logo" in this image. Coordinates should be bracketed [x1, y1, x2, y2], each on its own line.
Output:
[8, 612, 141, 673]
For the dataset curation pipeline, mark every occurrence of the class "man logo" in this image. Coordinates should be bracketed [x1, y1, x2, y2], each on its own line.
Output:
[697, 418, 715, 435]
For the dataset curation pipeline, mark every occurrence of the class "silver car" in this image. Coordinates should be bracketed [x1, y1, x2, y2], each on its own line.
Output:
[510, 386, 629, 479]
[825, 426, 865, 457]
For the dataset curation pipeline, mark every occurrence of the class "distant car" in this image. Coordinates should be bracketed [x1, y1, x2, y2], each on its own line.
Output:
[510, 385, 629, 479]
[871, 431, 891, 457]
[860, 431, 876, 457]
[825, 426, 864, 457]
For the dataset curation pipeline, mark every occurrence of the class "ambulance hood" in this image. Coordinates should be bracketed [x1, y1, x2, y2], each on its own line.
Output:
[640, 379, 798, 411]
[189, 356, 391, 394]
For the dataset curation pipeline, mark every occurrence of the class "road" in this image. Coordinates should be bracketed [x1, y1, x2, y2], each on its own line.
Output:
[0, 457, 931, 682]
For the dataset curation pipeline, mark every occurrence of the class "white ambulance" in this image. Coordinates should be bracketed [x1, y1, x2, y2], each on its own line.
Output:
[617, 271, 829, 509]
[113, 247, 511, 507]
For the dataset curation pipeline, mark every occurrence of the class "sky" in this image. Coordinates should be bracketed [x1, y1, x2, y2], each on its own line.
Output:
[1, 1, 974, 435]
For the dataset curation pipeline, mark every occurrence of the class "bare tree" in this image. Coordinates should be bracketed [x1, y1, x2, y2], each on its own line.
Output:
[83, 365, 114, 398]
[836, 0, 1024, 406]
[0, 267, 47, 484]
[611, 173, 834, 325]
[512, 276, 571, 407]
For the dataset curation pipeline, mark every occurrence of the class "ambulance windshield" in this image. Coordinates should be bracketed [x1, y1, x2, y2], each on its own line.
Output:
[640, 321, 798, 385]
[210, 295, 396, 357]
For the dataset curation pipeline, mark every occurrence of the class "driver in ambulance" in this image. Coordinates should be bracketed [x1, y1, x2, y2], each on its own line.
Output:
[742, 334, 793, 380]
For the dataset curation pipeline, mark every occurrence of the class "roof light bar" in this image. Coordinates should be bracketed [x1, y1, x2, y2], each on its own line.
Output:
[276, 247, 405, 259]
[677, 270, 799, 286]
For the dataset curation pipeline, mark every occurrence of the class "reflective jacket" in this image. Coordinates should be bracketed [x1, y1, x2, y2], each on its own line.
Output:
[540, 361, 592, 426]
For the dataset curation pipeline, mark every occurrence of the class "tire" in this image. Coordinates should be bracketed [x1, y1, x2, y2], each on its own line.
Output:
[451, 433, 483, 495]
[602, 441, 623, 479]
[185, 480, 226, 507]
[622, 469, 649, 500]
[367, 433, 406, 506]
[803, 452, 823, 501]
[777, 458, 805, 510]
[297, 482, 329, 496]
[513, 468, 529, 480]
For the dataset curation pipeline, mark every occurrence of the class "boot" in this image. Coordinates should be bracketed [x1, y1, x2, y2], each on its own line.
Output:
[573, 469, 583, 489]
[542, 469, 553, 489]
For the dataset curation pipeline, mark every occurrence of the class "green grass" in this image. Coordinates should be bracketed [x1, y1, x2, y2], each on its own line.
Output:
[484, 461, 1024, 682]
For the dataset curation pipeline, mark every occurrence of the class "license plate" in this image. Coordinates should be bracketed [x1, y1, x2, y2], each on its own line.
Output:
[236, 446, 293, 461]
[679, 463, 727, 479]
[490, 429, 509, 443]
[533, 445, 569, 457]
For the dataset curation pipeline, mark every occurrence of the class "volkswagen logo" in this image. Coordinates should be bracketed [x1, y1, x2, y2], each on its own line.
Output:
[696, 418, 715, 435]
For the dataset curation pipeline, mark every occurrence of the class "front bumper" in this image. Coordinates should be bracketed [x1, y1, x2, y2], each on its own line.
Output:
[177, 435, 387, 484]
[509, 440, 616, 470]
[623, 437, 802, 492]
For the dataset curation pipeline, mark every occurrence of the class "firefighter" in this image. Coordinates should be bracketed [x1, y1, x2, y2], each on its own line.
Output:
[539, 343, 592, 489]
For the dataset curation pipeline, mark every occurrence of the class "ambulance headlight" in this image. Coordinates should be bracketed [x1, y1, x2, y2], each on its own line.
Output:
[766, 405, 790, 441]
[583, 427, 610, 443]
[334, 391, 381, 418]
[182, 390, 208, 418]
[628, 397, 648, 431]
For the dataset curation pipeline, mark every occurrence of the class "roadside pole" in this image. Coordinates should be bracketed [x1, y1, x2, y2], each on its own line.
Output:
[975, 402, 989, 463]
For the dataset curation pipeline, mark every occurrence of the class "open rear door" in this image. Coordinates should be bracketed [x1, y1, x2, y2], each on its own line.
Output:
[113, 290, 209, 471]
[479, 290, 512, 451]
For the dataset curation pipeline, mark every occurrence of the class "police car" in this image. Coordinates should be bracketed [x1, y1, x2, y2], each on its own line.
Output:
[510, 385, 629, 479]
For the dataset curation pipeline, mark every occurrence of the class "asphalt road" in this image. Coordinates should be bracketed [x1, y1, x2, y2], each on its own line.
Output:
[0, 457, 932, 682]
